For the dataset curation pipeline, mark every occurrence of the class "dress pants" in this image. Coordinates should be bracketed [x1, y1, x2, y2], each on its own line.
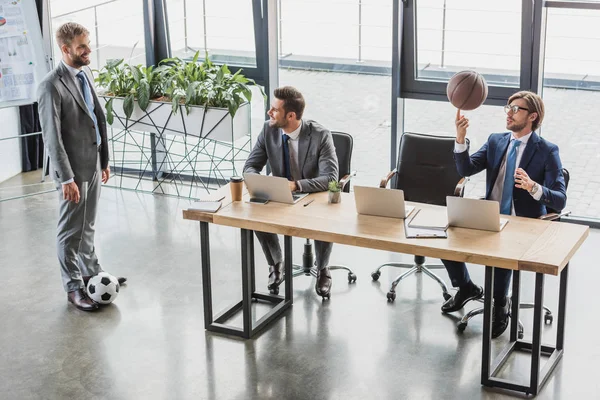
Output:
[254, 231, 332, 270]
[441, 259, 512, 299]
[56, 156, 103, 292]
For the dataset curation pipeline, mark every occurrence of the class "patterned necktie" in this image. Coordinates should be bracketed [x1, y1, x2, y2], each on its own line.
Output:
[282, 134, 292, 180]
[500, 140, 521, 215]
[76, 71, 101, 146]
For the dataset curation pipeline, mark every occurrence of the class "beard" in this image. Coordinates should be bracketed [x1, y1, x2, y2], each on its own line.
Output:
[69, 51, 90, 67]
[507, 120, 527, 132]
[269, 118, 286, 129]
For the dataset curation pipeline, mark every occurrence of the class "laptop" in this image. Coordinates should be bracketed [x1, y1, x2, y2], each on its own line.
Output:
[354, 186, 415, 219]
[446, 196, 509, 232]
[243, 173, 309, 204]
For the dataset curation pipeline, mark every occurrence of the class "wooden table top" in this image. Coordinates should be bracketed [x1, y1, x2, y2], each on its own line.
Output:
[183, 186, 589, 276]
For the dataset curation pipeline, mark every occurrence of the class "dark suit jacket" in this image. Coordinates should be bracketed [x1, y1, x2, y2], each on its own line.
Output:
[243, 120, 339, 192]
[454, 132, 566, 218]
[37, 62, 109, 186]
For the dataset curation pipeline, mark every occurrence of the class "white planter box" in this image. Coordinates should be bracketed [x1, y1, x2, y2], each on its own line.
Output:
[100, 96, 251, 143]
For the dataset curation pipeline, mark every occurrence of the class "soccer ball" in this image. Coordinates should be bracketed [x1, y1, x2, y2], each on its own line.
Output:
[86, 272, 120, 305]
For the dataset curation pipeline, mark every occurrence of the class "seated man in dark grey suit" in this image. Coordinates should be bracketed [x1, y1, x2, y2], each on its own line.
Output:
[243, 86, 339, 298]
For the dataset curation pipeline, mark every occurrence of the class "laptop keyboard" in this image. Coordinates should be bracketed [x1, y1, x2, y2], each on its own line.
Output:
[292, 194, 302, 200]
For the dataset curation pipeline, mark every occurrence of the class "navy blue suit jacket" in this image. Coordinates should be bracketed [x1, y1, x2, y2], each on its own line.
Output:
[454, 132, 566, 218]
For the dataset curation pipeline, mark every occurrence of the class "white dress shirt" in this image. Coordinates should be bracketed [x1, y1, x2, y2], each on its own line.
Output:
[455, 132, 543, 216]
[282, 120, 303, 191]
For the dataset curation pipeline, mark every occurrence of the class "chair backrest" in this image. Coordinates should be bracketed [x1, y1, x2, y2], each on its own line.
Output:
[332, 131, 353, 193]
[394, 132, 462, 206]
[547, 168, 570, 214]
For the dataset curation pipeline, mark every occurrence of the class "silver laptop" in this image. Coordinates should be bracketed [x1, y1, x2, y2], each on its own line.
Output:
[446, 196, 509, 232]
[243, 173, 309, 204]
[354, 186, 414, 219]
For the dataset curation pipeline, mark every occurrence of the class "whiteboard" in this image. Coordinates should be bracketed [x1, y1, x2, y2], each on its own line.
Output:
[0, 0, 50, 109]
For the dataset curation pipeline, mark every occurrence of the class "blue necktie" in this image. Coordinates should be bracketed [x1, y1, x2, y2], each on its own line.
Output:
[282, 134, 292, 180]
[500, 140, 521, 215]
[76, 71, 101, 146]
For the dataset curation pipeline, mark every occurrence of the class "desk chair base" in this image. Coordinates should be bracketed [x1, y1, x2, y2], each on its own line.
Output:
[371, 256, 451, 302]
[456, 300, 553, 339]
[269, 239, 357, 298]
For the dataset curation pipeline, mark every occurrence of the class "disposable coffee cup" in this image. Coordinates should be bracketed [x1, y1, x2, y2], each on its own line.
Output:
[230, 176, 244, 201]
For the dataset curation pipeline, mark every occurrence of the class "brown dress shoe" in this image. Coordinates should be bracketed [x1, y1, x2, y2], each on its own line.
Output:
[315, 267, 332, 299]
[267, 262, 284, 290]
[68, 289, 99, 312]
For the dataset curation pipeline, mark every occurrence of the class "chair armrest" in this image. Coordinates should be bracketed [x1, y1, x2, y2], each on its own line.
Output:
[339, 170, 357, 190]
[380, 169, 397, 188]
[539, 210, 572, 221]
[454, 177, 467, 197]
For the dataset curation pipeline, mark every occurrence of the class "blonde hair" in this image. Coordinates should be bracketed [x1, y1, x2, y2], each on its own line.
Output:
[508, 91, 545, 132]
[55, 22, 89, 47]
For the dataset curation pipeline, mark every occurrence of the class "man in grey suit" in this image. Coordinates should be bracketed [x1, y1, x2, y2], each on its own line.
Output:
[38, 22, 125, 311]
[244, 86, 339, 298]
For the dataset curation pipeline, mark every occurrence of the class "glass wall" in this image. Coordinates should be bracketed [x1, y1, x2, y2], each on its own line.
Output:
[415, 0, 522, 86]
[49, 0, 146, 70]
[278, 0, 393, 187]
[541, 6, 600, 219]
[165, 0, 256, 66]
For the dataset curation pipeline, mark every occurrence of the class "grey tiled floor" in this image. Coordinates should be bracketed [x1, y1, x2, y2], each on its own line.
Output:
[0, 171, 599, 399]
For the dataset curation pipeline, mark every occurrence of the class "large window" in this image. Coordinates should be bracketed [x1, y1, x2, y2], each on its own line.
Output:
[278, 0, 393, 187]
[541, 4, 600, 219]
[401, 0, 533, 105]
[165, 0, 256, 67]
[49, 0, 146, 70]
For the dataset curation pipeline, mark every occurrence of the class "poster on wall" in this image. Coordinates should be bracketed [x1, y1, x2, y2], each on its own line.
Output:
[0, 0, 48, 107]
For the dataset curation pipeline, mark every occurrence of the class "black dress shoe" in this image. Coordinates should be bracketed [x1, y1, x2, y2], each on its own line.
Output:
[68, 289, 99, 312]
[267, 262, 284, 290]
[492, 297, 511, 339]
[441, 283, 483, 313]
[315, 268, 332, 298]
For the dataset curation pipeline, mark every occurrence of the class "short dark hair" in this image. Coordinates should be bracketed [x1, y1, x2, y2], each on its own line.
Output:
[55, 22, 89, 47]
[274, 86, 305, 120]
[508, 90, 545, 132]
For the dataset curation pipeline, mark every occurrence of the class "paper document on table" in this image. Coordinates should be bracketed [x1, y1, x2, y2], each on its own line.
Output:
[408, 208, 449, 230]
[188, 201, 222, 213]
[404, 217, 447, 239]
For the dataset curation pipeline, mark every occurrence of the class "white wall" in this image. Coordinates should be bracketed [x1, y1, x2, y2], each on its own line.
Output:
[0, 107, 22, 183]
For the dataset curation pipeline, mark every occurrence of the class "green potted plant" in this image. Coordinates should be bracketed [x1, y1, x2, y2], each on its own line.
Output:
[95, 51, 264, 141]
[328, 180, 342, 204]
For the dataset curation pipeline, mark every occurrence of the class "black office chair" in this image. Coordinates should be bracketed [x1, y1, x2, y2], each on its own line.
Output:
[372, 132, 466, 301]
[270, 131, 357, 296]
[457, 168, 571, 338]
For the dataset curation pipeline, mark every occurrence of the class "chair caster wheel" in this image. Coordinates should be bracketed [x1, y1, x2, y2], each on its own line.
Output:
[387, 291, 396, 301]
[545, 314, 553, 324]
[348, 273, 357, 283]
[518, 331, 524, 340]
[371, 271, 381, 281]
[269, 287, 279, 295]
[443, 292, 452, 301]
[457, 322, 467, 332]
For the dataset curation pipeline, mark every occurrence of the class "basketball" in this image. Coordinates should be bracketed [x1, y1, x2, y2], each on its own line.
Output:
[446, 70, 488, 110]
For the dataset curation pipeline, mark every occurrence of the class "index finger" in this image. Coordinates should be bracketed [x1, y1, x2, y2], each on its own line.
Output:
[456, 108, 462, 121]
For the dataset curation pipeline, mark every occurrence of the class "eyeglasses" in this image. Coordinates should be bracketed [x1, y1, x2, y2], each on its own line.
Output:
[504, 104, 529, 115]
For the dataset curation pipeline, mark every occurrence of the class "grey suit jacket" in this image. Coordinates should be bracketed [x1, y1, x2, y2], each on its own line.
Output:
[37, 62, 109, 187]
[244, 119, 338, 192]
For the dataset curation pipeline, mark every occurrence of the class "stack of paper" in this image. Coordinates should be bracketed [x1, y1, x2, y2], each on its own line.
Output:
[188, 201, 222, 213]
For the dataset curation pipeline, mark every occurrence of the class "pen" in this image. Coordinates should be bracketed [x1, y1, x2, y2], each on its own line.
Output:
[215, 195, 225, 202]
[303, 199, 315, 207]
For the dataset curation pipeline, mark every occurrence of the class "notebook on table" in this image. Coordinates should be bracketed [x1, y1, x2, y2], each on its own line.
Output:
[408, 208, 449, 231]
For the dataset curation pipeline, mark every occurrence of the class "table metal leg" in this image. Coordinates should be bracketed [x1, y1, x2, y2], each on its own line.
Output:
[199, 224, 293, 339]
[481, 264, 569, 396]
